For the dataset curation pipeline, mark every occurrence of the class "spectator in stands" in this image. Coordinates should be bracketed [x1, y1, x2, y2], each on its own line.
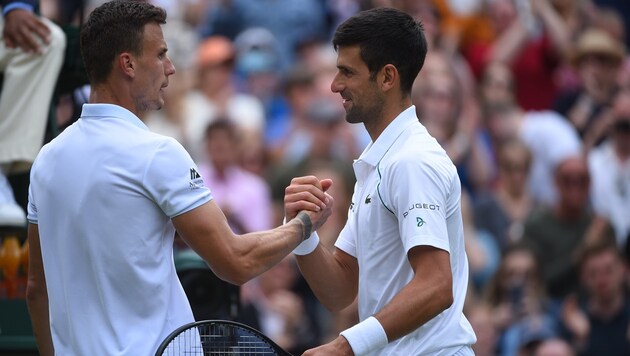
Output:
[462, 188, 501, 293]
[521, 155, 595, 300]
[197, 119, 273, 234]
[475, 139, 535, 251]
[482, 244, 551, 356]
[0, 0, 65, 227]
[413, 51, 493, 194]
[559, 238, 630, 356]
[198, 0, 327, 71]
[268, 62, 319, 163]
[553, 28, 626, 148]
[588, 89, 630, 248]
[479, 61, 582, 207]
[182, 35, 265, 162]
[463, 0, 571, 111]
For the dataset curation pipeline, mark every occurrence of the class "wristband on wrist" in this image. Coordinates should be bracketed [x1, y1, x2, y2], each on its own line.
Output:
[283, 216, 319, 255]
[339, 316, 388, 355]
[292, 231, 319, 255]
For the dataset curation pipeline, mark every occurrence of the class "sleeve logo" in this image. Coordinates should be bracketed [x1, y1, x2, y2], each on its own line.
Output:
[416, 217, 425, 227]
[189, 168, 204, 190]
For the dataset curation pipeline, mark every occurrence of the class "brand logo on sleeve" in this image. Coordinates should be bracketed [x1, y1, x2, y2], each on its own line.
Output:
[189, 168, 204, 190]
[402, 203, 440, 218]
[416, 217, 425, 227]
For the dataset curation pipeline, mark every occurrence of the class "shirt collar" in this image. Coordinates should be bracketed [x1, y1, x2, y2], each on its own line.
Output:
[80, 103, 149, 131]
[358, 105, 419, 166]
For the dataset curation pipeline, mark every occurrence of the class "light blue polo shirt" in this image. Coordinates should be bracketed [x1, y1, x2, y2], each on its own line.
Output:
[28, 103, 212, 355]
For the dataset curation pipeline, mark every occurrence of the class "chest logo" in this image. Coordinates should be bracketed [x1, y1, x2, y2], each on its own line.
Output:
[365, 194, 372, 204]
[417, 217, 425, 227]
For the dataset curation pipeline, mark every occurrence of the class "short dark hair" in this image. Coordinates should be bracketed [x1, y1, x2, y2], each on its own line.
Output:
[332, 7, 427, 94]
[577, 237, 622, 271]
[204, 119, 238, 141]
[80, 0, 167, 85]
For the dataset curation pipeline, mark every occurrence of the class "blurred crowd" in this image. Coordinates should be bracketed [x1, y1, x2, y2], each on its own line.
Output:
[4, 0, 630, 355]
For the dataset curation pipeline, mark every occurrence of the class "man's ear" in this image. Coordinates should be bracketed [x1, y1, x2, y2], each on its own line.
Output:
[119, 53, 135, 78]
[380, 64, 398, 92]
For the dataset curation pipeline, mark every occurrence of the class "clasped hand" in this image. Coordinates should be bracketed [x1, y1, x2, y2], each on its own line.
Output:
[285, 176, 334, 233]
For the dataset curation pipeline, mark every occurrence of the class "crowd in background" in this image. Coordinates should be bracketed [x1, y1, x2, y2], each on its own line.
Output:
[8, 0, 630, 355]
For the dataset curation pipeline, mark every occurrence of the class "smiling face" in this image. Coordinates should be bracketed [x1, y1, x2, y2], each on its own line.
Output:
[130, 22, 176, 113]
[331, 45, 384, 127]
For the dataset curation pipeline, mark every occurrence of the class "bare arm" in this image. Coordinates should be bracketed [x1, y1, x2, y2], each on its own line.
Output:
[531, 0, 571, 56]
[488, 17, 529, 65]
[303, 246, 454, 355]
[373, 246, 453, 340]
[25, 223, 54, 356]
[296, 245, 359, 312]
[490, 0, 568, 64]
[173, 179, 332, 285]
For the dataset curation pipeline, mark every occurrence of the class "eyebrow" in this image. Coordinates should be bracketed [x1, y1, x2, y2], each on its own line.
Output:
[337, 65, 354, 73]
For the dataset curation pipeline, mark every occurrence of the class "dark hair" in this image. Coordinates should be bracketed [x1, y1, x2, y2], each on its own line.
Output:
[204, 119, 238, 141]
[332, 7, 427, 94]
[80, 0, 167, 85]
[577, 231, 620, 270]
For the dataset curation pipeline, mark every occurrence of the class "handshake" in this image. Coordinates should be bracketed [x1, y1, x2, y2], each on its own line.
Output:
[284, 176, 334, 246]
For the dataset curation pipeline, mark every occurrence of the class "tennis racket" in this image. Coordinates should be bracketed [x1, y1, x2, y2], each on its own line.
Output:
[155, 319, 293, 356]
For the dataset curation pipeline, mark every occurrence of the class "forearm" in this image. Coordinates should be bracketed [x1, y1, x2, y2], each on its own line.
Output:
[375, 273, 452, 342]
[296, 246, 357, 312]
[230, 213, 312, 281]
[26, 287, 54, 356]
[370, 246, 454, 343]
[488, 20, 529, 64]
[175, 202, 317, 285]
[535, 0, 570, 55]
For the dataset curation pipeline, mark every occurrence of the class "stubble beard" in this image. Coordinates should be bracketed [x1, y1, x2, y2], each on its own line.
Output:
[345, 93, 384, 126]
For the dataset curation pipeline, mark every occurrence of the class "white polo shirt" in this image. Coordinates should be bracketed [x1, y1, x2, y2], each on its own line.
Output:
[335, 106, 476, 355]
[27, 104, 212, 355]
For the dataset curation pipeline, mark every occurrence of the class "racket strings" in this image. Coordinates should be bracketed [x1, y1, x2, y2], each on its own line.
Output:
[162, 323, 279, 355]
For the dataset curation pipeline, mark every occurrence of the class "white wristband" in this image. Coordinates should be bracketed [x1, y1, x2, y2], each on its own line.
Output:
[283, 216, 320, 255]
[340, 316, 388, 355]
[293, 231, 320, 255]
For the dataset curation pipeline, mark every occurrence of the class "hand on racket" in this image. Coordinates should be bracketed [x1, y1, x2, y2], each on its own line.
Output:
[156, 320, 292, 356]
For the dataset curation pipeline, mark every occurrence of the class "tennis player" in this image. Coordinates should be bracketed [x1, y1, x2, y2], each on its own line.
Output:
[284, 8, 477, 355]
[24, 1, 331, 355]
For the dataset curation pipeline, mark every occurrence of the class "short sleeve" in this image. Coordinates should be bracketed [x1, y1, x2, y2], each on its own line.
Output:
[144, 138, 212, 218]
[334, 209, 358, 257]
[382, 155, 452, 253]
[27, 184, 38, 224]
